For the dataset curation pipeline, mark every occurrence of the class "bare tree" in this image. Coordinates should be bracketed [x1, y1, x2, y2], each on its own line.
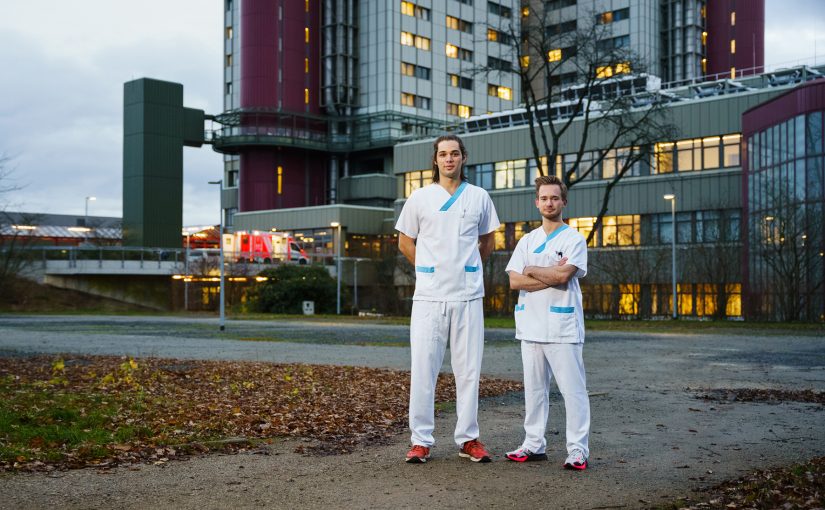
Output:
[0, 155, 33, 297]
[482, 6, 678, 245]
[588, 246, 670, 318]
[749, 186, 824, 322]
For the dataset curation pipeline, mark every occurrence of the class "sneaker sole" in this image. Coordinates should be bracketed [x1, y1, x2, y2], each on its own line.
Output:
[563, 461, 587, 470]
[405, 456, 428, 464]
[506, 453, 547, 463]
[458, 452, 492, 463]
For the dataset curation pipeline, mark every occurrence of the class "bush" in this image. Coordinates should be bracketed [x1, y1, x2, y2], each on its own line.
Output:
[252, 264, 338, 314]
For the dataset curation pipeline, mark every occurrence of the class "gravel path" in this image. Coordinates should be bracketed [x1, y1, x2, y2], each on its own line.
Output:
[1, 315, 824, 509]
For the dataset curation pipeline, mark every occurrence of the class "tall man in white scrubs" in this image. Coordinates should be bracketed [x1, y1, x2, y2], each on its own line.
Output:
[396, 134, 500, 464]
[504, 174, 591, 470]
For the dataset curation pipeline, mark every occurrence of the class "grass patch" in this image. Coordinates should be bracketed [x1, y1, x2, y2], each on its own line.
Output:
[0, 355, 521, 471]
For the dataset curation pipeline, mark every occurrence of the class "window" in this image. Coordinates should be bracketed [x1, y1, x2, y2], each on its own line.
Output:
[447, 44, 473, 61]
[226, 27, 233, 39]
[404, 170, 434, 197]
[495, 85, 512, 100]
[602, 215, 641, 246]
[545, 20, 577, 36]
[494, 159, 527, 189]
[455, 0, 472, 4]
[676, 139, 699, 172]
[468, 163, 493, 189]
[723, 134, 741, 166]
[305, 27, 310, 43]
[447, 102, 473, 118]
[520, 55, 530, 68]
[547, 48, 562, 62]
[702, 136, 720, 169]
[730, 39, 736, 54]
[597, 7, 629, 24]
[547, 0, 576, 9]
[447, 15, 472, 33]
[568, 217, 597, 247]
[488, 56, 511, 71]
[401, 93, 430, 109]
[654, 143, 674, 173]
[401, 92, 415, 106]
[402, 1, 430, 20]
[488, 1, 512, 18]
[304, 88, 309, 104]
[602, 147, 641, 178]
[305, 57, 309, 73]
[487, 28, 510, 43]
[731, 11, 736, 25]
[226, 54, 233, 66]
[402, 32, 430, 50]
[402, 62, 431, 79]
[449, 74, 473, 90]
[225, 82, 232, 95]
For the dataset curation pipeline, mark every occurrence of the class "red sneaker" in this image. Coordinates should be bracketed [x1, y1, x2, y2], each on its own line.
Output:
[405, 445, 430, 463]
[459, 439, 492, 463]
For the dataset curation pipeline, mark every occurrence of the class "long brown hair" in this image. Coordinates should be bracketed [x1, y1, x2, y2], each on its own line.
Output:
[431, 134, 468, 183]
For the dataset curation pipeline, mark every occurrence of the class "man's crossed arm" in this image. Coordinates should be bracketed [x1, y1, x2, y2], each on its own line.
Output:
[509, 257, 577, 291]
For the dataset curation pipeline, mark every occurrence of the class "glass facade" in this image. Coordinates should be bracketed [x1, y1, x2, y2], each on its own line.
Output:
[747, 111, 825, 321]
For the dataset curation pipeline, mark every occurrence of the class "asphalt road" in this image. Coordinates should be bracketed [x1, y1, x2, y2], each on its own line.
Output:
[1, 315, 824, 509]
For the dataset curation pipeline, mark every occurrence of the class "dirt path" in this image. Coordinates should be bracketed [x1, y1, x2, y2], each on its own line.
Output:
[1, 316, 823, 509]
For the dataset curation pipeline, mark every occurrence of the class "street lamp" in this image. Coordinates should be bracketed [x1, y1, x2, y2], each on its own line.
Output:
[84, 196, 96, 223]
[331, 221, 341, 315]
[209, 180, 225, 331]
[664, 194, 677, 319]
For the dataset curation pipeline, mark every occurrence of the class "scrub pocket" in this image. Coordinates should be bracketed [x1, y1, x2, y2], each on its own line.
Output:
[548, 306, 577, 339]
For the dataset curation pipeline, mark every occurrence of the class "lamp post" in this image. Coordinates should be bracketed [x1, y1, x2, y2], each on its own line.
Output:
[664, 194, 677, 319]
[84, 196, 96, 243]
[209, 180, 225, 331]
[183, 229, 191, 312]
[330, 221, 341, 315]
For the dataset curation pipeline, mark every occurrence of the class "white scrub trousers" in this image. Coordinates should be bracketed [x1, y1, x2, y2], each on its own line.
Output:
[409, 298, 484, 447]
[520, 341, 590, 457]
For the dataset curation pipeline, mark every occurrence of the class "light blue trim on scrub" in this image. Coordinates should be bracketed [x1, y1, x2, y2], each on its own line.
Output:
[439, 181, 468, 211]
[549, 306, 575, 313]
[415, 266, 435, 273]
[464, 265, 479, 272]
[533, 224, 569, 253]
[515, 304, 525, 312]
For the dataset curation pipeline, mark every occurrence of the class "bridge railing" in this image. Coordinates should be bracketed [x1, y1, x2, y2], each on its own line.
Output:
[33, 246, 187, 270]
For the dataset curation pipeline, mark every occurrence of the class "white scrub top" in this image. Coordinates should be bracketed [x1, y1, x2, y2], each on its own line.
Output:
[396, 181, 500, 302]
[505, 225, 588, 343]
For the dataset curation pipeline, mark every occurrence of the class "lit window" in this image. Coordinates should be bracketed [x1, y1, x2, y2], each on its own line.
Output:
[615, 62, 631, 74]
[568, 217, 597, 247]
[703, 136, 720, 169]
[446, 15, 459, 29]
[226, 27, 233, 39]
[401, 32, 414, 46]
[401, 1, 414, 16]
[520, 55, 530, 68]
[522, 6, 529, 17]
[730, 66, 736, 78]
[447, 103, 472, 118]
[446, 44, 458, 58]
[401, 62, 415, 76]
[730, 39, 736, 54]
[731, 11, 736, 26]
[701, 58, 707, 73]
[401, 92, 415, 106]
[226, 54, 233, 66]
[414, 35, 430, 50]
[547, 48, 562, 62]
[497, 86, 512, 100]
[305, 58, 309, 73]
[701, 31, 707, 45]
[305, 27, 309, 43]
[277, 166, 283, 194]
[600, 11, 613, 24]
[304, 88, 309, 104]
[722, 134, 741, 166]
[654, 142, 674, 173]
[487, 28, 498, 41]
[404, 170, 434, 197]
[449, 74, 472, 89]
[305, 0, 309, 12]
[596, 65, 613, 78]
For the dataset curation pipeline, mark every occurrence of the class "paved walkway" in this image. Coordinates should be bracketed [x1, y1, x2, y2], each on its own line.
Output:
[1, 315, 824, 509]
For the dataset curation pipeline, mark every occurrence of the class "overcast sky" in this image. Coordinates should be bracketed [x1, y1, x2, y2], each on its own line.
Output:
[0, 0, 823, 226]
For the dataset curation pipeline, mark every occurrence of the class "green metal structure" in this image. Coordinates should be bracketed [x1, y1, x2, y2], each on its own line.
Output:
[122, 78, 204, 247]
